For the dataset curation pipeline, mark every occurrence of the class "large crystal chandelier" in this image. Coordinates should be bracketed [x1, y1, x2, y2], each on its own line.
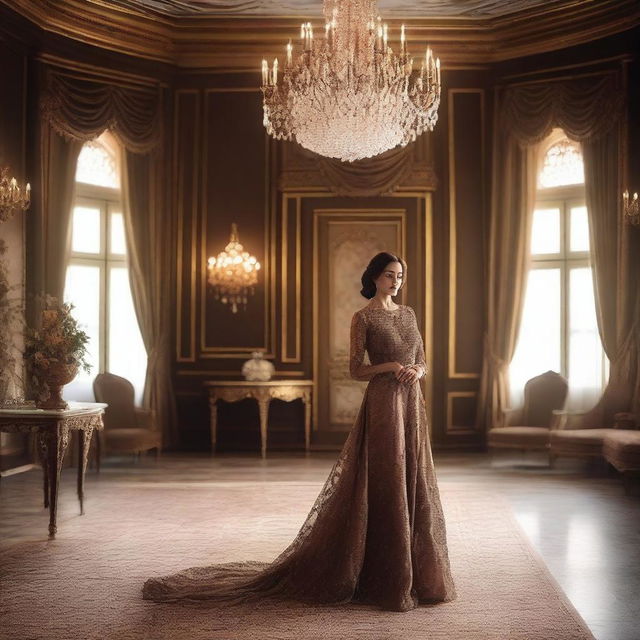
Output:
[261, 0, 441, 163]
[207, 223, 261, 313]
[0, 166, 30, 223]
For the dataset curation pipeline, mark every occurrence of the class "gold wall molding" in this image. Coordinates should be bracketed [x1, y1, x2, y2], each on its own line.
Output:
[35, 53, 167, 88]
[446, 391, 479, 434]
[281, 195, 302, 363]
[2, 0, 637, 70]
[198, 88, 275, 359]
[447, 88, 484, 380]
[174, 89, 200, 363]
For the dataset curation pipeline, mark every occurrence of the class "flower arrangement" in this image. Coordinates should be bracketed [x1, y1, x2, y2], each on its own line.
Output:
[24, 296, 91, 408]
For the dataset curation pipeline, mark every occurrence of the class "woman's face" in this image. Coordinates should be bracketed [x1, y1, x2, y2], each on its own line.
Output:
[374, 261, 403, 296]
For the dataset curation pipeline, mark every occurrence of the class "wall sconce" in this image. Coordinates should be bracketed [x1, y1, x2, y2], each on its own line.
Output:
[623, 189, 639, 226]
[207, 223, 261, 313]
[0, 166, 30, 223]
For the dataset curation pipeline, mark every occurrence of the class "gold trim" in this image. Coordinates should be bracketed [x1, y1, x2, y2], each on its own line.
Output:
[498, 53, 633, 82]
[280, 195, 303, 363]
[175, 89, 199, 363]
[448, 88, 484, 379]
[36, 52, 167, 88]
[446, 391, 478, 434]
[199, 89, 274, 358]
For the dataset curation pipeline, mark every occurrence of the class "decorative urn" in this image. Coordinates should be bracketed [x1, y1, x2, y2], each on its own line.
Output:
[241, 351, 274, 381]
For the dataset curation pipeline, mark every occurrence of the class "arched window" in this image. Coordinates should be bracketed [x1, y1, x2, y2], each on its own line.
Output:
[63, 131, 147, 404]
[509, 128, 608, 411]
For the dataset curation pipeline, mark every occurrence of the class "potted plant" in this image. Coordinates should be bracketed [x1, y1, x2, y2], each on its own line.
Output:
[24, 296, 91, 410]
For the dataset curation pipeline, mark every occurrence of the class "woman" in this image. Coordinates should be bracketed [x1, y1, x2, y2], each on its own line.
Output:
[143, 251, 456, 612]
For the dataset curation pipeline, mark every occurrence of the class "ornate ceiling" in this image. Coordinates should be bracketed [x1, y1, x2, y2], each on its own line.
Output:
[104, 0, 572, 18]
[1, 0, 638, 69]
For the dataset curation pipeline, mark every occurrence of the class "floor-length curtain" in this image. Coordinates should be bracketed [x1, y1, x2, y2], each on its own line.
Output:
[42, 124, 83, 301]
[121, 149, 178, 448]
[581, 127, 640, 426]
[476, 125, 538, 430]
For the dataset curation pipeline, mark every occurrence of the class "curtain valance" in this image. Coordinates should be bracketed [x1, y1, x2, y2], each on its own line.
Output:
[40, 70, 162, 153]
[500, 72, 625, 146]
[316, 144, 415, 196]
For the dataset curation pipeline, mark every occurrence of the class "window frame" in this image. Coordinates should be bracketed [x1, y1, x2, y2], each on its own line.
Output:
[531, 183, 608, 389]
[68, 179, 126, 377]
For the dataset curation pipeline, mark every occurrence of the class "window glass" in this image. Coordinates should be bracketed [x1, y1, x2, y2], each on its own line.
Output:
[72, 205, 102, 254]
[570, 206, 590, 252]
[63, 265, 101, 402]
[108, 267, 147, 405]
[110, 212, 127, 255]
[75, 141, 119, 188]
[531, 208, 561, 255]
[569, 267, 603, 390]
[509, 268, 562, 407]
[538, 139, 584, 188]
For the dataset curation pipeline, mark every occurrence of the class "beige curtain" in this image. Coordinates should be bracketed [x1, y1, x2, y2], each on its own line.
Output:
[41, 124, 83, 301]
[579, 127, 640, 426]
[476, 126, 538, 429]
[477, 71, 634, 431]
[121, 149, 178, 448]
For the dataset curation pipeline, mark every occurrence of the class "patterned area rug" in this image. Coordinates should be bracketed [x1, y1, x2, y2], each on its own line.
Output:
[0, 480, 594, 639]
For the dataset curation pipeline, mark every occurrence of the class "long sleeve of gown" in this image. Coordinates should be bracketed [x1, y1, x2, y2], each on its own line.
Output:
[349, 311, 377, 381]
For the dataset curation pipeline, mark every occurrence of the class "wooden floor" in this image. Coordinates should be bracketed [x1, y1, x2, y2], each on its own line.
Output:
[1, 450, 638, 640]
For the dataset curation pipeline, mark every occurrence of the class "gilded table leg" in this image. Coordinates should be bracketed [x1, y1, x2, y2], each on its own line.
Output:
[209, 397, 218, 455]
[77, 427, 94, 515]
[45, 422, 70, 538]
[258, 398, 270, 459]
[37, 433, 50, 509]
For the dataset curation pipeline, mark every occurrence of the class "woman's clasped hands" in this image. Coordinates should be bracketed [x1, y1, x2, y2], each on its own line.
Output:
[391, 362, 422, 384]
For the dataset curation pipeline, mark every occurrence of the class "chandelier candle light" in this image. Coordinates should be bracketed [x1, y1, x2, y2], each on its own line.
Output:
[261, 0, 441, 162]
[0, 166, 30, 223]
[207, 223, 261, 313]
[623, 189, 639, 226]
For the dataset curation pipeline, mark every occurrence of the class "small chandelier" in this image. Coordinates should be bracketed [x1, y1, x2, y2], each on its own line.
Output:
[0, 166, 30, 223]
[207, 223, 261, 313]
[623, 190, 639, 226]
[261, 0, 441, 163]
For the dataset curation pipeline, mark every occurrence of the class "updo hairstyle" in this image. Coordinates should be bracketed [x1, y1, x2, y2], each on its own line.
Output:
[359, 252, 407, 299]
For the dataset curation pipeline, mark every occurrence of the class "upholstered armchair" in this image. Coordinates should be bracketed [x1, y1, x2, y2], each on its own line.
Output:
[550, 397, 638, 471]
[93, 373, 161, 462]
[488, 370, 568, 465]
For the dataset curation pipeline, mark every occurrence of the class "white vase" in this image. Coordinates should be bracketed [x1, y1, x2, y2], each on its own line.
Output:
[241, 351, 275, 381]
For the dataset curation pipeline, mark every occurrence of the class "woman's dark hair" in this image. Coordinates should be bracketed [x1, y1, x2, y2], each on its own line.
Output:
[359, 252, 407, 299]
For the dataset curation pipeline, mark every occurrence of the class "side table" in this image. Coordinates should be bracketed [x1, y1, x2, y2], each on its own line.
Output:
[204, 381, 313, 458]
[0, 402, 106, 537]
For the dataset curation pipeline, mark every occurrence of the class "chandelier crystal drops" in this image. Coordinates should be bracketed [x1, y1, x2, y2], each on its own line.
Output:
[207, 223, 261, 313]
[260, 0, 441, 162]
[0, 166, 30, 223]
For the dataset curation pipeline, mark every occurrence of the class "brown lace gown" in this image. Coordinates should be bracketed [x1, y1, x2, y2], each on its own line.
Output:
[143, 304, 456, 612]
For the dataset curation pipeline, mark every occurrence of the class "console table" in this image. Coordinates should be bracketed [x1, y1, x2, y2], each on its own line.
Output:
[0, 402, 106, 537]
[204, 381, 313, 457]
